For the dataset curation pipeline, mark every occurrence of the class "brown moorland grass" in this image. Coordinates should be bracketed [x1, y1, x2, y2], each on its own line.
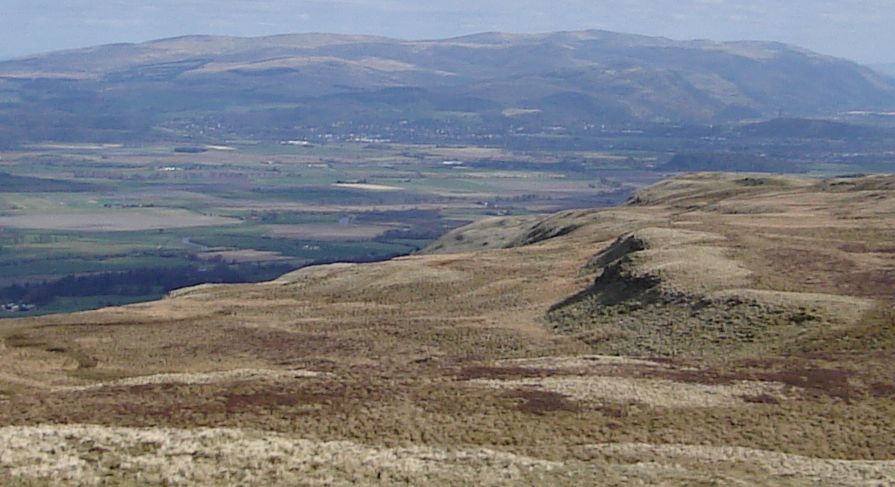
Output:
[1, 173, 895, 485]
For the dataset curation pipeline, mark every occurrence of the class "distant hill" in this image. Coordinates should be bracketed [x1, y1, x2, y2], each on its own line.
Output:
[872, 63, 895, 78]
[737, 118, 887, 139]
[1, 30, 895, 142]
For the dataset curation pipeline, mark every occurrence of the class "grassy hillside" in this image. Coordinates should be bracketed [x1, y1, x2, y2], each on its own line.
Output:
[1, 173, 894, 484]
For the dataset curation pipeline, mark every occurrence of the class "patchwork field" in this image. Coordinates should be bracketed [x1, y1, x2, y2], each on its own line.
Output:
[0, 141, 649, 315]
[265, 223, 395, 241]
[1, 173, 893, 485]
[0, 210, 238, 232]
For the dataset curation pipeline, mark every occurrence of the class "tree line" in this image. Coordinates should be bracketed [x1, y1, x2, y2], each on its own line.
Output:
[0, 263, 293, 306]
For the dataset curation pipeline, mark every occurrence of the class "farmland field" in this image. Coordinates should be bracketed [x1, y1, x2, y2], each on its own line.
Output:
[0, 209, 237, 231]
[0, 141, 655, 316]
[4, 132, 888, 317]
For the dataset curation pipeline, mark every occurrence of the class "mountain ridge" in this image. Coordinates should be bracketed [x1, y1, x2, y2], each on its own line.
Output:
[1, 29, 893, 143]
[872, 62, 895, 78]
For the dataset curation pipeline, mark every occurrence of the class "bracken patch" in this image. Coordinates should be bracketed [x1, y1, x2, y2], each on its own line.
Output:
[509, 389, 580, 415]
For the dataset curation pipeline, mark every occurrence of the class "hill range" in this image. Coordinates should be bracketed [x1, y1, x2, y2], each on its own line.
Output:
[1, 173, 894, 485]
[1, 30, 895, 143]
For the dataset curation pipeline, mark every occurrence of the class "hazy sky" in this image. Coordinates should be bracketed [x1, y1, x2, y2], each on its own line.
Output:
[2, 0, 893, 64]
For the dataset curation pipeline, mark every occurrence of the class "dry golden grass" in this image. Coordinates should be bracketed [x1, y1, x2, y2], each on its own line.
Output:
[58, 368, 321, 392]
[0, 425, 563, 486]
[586, 443, 895, 486]
[2, 173, 895, 485]
[424, 216, 544, 254]
[469, 374, 797, 409]
[4, 425, 893, 486]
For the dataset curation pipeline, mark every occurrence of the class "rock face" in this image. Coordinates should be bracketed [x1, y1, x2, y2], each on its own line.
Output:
[2, 173, 895, 485]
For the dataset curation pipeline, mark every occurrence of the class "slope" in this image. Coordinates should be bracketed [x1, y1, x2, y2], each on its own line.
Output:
[1, 173, 894, 485]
